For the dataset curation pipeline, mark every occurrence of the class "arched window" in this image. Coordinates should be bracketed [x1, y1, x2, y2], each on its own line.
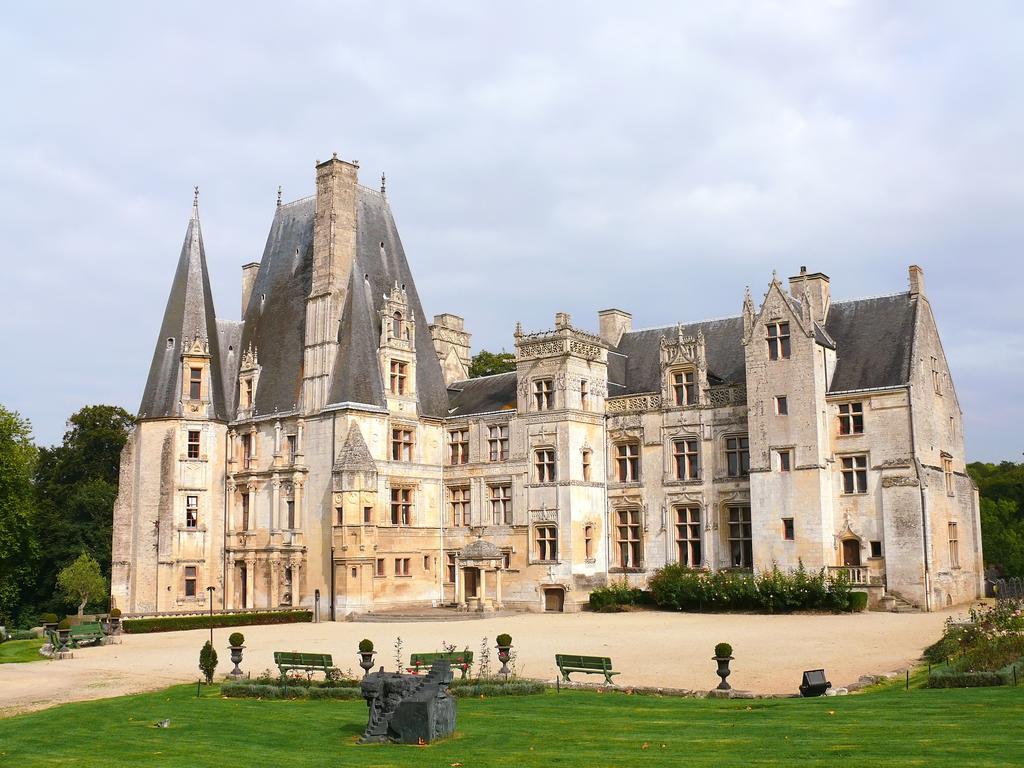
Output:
[392, 311, 404, 339]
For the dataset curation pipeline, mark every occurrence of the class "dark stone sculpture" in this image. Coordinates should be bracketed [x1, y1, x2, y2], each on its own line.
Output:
[358, 660, 457, 744]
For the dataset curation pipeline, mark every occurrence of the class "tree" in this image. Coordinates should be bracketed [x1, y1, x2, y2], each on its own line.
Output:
[469, 350, 516, 378]
[968, 461, 1024, 577]
[199, 640, 218, 684]
[32, 404, 132, 611]
[0, 406, 38, 624]
[56, 552, 107, 616]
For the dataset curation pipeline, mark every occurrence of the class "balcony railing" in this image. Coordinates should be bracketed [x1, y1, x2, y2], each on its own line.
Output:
[829, 565, 881, 586]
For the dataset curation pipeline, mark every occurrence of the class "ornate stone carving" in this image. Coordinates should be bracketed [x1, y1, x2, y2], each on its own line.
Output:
[606, 393, 662, 414]
[359, 662, 456, 744]
[519, 340, 564, 358]
[569, 340, 601, 359]
[882, 475, 920, 488]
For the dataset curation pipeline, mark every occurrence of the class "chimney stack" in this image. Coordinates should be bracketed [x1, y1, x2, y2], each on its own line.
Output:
[241, 262, 260, 315]
[598, 308, 632, 347]
[788, 268, 830, 325]
[909, 264, 925, 296]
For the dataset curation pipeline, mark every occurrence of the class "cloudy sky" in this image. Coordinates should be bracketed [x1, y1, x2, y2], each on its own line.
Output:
[1, 2, 1021, 460]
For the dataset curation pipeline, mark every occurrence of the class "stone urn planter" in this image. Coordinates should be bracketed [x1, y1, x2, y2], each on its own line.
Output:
[357, 639, 376, 677]
[108, 610, 122, 635]
[41, 614, 59, 635]
[57, 621, 72, 647]
[713, 642, 734, 691]
[228, 632, 246, 678]
[496, 633, 513, 677]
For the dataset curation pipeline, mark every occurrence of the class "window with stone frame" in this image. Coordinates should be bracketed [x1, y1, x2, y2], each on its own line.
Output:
[777, 449, 792, 472]
[186, 495, 199, 528]
[727, 506, 753, 568]
[363, 506, 372, 524]
[394, 557, 411, 576]
[535, 448, 557, 483]
[774, 395, 788, 415]
[932, 356, 942, 394]
[675, 506, 701, 566]
[502, 551, 512, 569]
[672, 438, 700, 480]
[242, 378, 254, 408]
[391, 427, 414, 462]
[615, 442, 640, 482]
[423, 555, 431, 571]
[948, 522, 960, 568]
[672, 369, 697, 406]
[580, 379, 590, 411]
[449, 428, 469, 465]
[535, 525, 558, 562]
[616, 509, 642, 568]
[766, 322, 791, 360]
[392, 311, 406, 340]
[189, 367, 203, 399]
[240, 492, 250, 530]
[725, 436, 750, 477]
[584, 524, 594, 559]
[286, 498, 295, 529]
[838, 402, 864, 435]
[782, 517, 795, 541]
[943, 456, 955, 496]
[286, 434, 297, 464]
[186, 430, 201, 460]
[241, 433, 253, 469]
[490, 484, 512, 525]
[184, 566, 197, 597]
[375, 558, 385, 577]
[449, 486, 470, 527]
[840, 455, 868, 494]
[335, 505, 343, 525]
[390, 487, 413, 525]
[533, 379, 554, 411]
[870, 540, 883, 558]
[488, 424, 509, 461]
[389, 360, 408, 395]
[582, 449, 592, 482]
[446, 553, 456, 583]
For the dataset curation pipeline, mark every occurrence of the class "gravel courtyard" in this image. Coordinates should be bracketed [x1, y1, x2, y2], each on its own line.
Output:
[0, 607, 961, 716]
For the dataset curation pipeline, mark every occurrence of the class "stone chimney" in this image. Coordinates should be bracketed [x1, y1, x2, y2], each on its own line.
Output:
[598, 308, 632, 347]
[429, 313, 471, 385]
[241, 262, 260, 315]
[909, 264, 925, 296]
[788, 267, 830, 324]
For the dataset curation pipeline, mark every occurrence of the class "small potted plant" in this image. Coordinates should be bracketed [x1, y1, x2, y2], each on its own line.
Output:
[358, 638, 376, 676]
[41, 613, 59, 633]
[713, 642, 734, 691]
[108, 608, 122, 634]
[228, 632, 245, 678]
[496, 633, 513, 677]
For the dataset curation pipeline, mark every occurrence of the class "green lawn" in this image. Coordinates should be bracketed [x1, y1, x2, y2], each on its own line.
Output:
[0, 683, 1021, 767]
[0, 639, 44, 664]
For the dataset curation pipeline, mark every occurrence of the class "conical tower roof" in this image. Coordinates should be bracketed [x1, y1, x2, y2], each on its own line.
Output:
[138, 192, 228, 420]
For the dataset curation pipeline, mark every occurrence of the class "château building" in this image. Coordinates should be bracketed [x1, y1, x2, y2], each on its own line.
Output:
[110, 155, 983, 616]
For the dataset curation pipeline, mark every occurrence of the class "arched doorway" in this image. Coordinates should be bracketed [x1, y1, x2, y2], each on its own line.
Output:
[543, 587, 565, 613]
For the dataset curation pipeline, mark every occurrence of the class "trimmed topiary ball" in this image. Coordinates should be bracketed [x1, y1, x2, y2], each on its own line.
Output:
[228, 632, 245, 647]
[496, 633, 512, 647]
[358, 638, 374, 653]
[58, 618, 71, 630]
[109, 608, 122, 618]
[41, 613, 58, 625]
[714, 642, 733, 658]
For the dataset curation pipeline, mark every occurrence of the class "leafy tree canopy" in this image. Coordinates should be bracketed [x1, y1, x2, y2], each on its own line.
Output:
[57, 552, 108, 616]
[469, 350, 516, 378]
[969, 461, 1024, 578]
[0, 406, 38, 623]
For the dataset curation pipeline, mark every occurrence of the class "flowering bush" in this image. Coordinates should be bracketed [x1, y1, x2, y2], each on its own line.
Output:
[925, 599, 1024, 677]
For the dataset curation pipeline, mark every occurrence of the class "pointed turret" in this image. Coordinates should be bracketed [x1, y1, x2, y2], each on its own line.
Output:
[138, 191, 228, 420]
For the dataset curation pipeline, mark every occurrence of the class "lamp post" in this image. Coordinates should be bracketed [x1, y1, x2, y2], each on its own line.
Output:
[206, 586, 216, 649]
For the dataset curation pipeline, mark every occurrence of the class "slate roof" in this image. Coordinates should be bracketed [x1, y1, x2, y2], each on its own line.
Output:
[334, 423, 376, 472]
[138, 202, 229, 420]
[446, 373, 518, 417]
[326, 188, 449, 418]
[824, 293, 917, 392]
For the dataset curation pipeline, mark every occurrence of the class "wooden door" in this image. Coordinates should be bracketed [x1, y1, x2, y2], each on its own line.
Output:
[842, 539, 861, 567]
[544, 588, 564, 612]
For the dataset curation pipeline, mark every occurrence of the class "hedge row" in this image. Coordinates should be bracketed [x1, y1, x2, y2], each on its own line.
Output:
[449, 680, 545, 698]
[927, 657, 1024, 688]
[123, 610, 312, 634]
[3, 630, 39, 641]
[221, 682, 361, 700]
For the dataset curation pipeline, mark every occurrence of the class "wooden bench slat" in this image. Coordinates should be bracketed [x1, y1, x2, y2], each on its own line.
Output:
[555, 653, 618, 684]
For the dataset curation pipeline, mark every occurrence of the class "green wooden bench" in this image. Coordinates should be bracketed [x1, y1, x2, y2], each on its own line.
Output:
[46, 629, 72, 656]
[555, 654, 620, 685]
[68, 622, 106, 648]
[274, 651, 334, 680]
[407, 651, 474, 679]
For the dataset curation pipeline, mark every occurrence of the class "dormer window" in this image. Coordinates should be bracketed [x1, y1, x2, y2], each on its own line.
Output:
[392, 311, 405, 340]
[766, 322, 791, 360]
[243, 379, 254, 408]
[389, 360, 408, 395]
[189, 367, 203, 399]
[672, 370, 696, 406]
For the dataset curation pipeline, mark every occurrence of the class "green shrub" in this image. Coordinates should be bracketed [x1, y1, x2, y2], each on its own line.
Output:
[57, 618, 71, 630]
[40, 613, 58, 625]
[496, 634, 512, 647]
[927, 657, 1024, 688]
[358, 638, 374, 653]
[714, 642, 733, 658]
[123, 610, 311, 634]
[450, 680, 545, 697]
[109, 608, 121, 618]
[589, 581, 644, 612]
[9, 630, 38, 641]
[221, 682, 362, 700]
[199, 641, 218, 684]
[228, 632, 245, 647]
[848, 592, 869, 612]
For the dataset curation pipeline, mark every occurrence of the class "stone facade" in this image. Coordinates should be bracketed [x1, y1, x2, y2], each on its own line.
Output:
[111, 157, 983, 616]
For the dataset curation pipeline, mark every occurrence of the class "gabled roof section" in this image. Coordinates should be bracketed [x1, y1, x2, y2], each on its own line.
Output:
[217, 319, 243, 418]
[825, 293, 917, 392]
[334, 423, 376, 472]
[447, 372, 518, 416]
[236, 197, 316, 416]
[611, 316, 747, 394]
[139, 199, 229, 420]
[326, 187, 449, 418]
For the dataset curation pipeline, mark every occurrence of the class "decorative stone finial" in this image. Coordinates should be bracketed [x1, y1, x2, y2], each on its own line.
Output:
[276, 186, 282, 207]
[380, 172, 386, 197]
[193, 185, 199, 213]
